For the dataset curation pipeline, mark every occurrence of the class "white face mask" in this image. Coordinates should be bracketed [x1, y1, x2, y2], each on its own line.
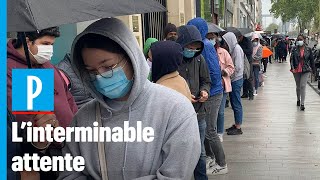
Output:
[296, 41, 304, 46]
[29, 44, 54, 64]
[252, 42, 259, 47]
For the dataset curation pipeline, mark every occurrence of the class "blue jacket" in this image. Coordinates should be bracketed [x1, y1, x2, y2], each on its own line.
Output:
[187, 18, 223, 96]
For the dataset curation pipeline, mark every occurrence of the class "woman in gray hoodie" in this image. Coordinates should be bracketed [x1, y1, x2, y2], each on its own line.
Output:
[58, 18, 201, 180]
[221, 32, 245, 136]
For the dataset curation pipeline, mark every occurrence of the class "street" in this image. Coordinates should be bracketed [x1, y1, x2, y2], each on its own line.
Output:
[210, 61, 320, 180]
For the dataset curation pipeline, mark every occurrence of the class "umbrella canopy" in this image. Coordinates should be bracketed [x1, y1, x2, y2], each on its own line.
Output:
[262, 46, 273, 58]
[238, 28, 254, 35]
[224, 27, 242, 37]
[272, 33, 285, 39]
[8, 0, 166, 32]
[207, 23, 225, 33]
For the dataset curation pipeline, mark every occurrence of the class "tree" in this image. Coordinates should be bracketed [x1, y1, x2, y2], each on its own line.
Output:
[270, 0, 319, 33]
[266, 23, 279, 32]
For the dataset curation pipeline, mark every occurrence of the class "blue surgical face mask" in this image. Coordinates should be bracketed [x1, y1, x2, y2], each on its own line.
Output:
[183, 48, 198, 58]
[93, 66, 133, 99]
[210, 39, 216, 46]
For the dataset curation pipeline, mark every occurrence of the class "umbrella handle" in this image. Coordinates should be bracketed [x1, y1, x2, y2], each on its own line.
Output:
[19, 32, 32, 69]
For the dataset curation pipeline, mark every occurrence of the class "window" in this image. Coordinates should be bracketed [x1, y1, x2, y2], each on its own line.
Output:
[132, 16, 139, 32]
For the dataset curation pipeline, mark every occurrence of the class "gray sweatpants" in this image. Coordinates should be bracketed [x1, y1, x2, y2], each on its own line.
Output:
[293, 72, 309, 105]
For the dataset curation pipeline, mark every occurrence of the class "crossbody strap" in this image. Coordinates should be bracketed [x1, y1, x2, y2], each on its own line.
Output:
[96, 102, 109, 180]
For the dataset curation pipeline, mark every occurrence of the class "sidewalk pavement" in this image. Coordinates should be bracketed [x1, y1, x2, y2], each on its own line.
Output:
[209, 61, 320, 180]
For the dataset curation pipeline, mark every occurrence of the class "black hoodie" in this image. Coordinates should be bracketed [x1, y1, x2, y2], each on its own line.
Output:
[176, 25, 211, 120]
[150, 41, 183, 82]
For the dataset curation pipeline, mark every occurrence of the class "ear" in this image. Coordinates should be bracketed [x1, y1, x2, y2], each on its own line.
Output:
[26, 37, 33, 47]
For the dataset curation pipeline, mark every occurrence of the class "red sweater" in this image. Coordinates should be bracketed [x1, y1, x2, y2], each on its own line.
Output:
[7, 40, 77, 128]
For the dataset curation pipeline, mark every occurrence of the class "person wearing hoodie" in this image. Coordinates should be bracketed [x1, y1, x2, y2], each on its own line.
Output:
[251, 34, 263, 96]
[207, 32, 235, 142]
[58, 18, 200, 180]
[221, 32, 245, 135]
[56, 53, 94, 109]
[176, 25, 211, 180]
[143, 38, 158, 81]
[187, 18, 228, 175]
[7, 27, 78, 180]
[236, 32, 254, 100]
[149, 41, 192, 100]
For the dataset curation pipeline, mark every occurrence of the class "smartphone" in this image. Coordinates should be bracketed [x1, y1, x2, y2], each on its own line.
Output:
[194, 96, 201, 100]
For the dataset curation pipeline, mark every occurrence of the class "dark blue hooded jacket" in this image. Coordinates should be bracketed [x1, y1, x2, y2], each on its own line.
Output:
[187, 18, 223, 96]
[150, 41, 183, 83]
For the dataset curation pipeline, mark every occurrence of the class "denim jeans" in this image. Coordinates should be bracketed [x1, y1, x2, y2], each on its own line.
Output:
[217, 93, 227, 134]
[253, 66, 260, 90]
[194, 119, 208, 180]
[230, 78, 243, 125]
[204, 94, 226, 167]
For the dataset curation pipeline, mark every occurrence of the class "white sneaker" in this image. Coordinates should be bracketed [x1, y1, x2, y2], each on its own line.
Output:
[218, 134, 223, 142]
[261, 82, 265, 87]
[206, 157, 215, 170]
[253, 90, 258, 96]
[208, 164, 228, 175]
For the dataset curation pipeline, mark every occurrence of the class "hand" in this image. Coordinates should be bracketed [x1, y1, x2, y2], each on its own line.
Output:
[198, 91, 209, 102]
[191, 94, 198, 103]
[32, 114, 59, 149]
[33, 114, 59, 128]
[221, 69, 228, 77]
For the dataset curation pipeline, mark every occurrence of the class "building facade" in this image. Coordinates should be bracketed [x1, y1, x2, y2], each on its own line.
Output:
[19, 0, 265, 64]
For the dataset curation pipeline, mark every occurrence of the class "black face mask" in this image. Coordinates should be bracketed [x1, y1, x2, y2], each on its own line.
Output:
[167, 36, 177, 41]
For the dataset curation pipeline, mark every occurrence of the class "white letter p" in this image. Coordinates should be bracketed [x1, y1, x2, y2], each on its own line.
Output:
[27, 76, 42, 110]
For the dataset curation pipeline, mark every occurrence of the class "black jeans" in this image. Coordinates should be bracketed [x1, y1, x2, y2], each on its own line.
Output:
[242, 79, 254, 97]
[262, 58, 268, 72]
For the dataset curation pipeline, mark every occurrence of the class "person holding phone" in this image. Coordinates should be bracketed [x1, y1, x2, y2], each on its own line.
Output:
[176, 25, 211, 179]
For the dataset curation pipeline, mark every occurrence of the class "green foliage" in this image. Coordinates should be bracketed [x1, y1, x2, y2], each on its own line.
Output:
[266, 23, 279, 32]
[270, 0, 319, 31]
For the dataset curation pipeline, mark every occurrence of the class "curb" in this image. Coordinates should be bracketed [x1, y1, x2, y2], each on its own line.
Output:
[307, 81, 320, 96]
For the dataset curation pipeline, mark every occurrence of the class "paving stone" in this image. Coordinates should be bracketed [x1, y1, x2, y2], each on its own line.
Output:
[215, 62, 320, 179]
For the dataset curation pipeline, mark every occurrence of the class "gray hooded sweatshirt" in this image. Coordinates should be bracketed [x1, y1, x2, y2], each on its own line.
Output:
[222, 32, 244, 82]
[58, 18, 200, 180]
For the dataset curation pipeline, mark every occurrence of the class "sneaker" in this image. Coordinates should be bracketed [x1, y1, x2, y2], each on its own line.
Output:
[227, 128, 243, 135]
[218, 134, 223, 142]
[241, 95, 249, 98]
[225, 125, 236, 132]
[261, 82, 265, 87]
[297, 100, 300, 106]
[206, 157, 215, 170]
[253, 90, 258, 96]
[300, 105, 305, 111]
[208, 164, 228, 175]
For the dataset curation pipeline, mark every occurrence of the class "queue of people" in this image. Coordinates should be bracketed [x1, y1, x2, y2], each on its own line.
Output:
[8, 17, 314, 180]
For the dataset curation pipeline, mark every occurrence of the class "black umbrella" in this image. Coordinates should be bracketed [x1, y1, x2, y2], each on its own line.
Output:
[207, 23, 225, 33]
[8, 0, 166, 68]
[238, 28, 254, 36]
[224, 27, 242, 37]
[8, 0, 166, 32]
[272, 34, 285, 39]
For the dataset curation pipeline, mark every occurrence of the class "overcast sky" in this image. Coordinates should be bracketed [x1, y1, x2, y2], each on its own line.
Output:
[261, 0, 281, 29]
[262, 0, 272, 14]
